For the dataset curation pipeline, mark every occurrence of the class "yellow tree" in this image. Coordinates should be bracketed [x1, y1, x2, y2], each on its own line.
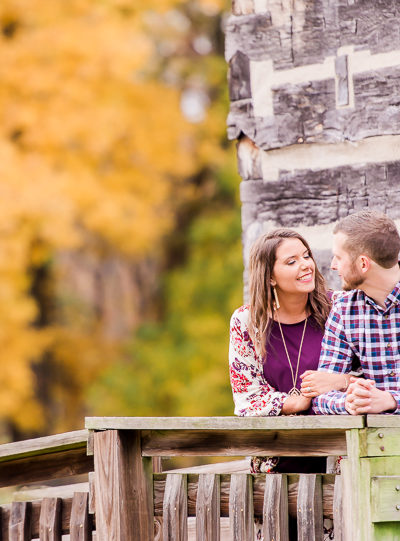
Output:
[0, 0, 214, 436]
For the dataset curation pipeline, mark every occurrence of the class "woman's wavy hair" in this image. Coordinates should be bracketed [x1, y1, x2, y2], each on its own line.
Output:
[247, 228, 331, 359]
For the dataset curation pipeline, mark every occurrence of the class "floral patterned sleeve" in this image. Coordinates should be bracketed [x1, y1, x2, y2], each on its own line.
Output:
[229, 306, 288, 416]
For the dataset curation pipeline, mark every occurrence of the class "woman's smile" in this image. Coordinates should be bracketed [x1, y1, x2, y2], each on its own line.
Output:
[297, 271, 313, 282]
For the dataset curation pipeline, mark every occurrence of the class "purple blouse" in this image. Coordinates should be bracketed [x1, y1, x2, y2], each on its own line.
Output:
[263, 316, 326, 473]
[263, 316, 324, 400]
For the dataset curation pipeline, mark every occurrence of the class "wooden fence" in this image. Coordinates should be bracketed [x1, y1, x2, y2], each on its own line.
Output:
[0, 416, 399, 540]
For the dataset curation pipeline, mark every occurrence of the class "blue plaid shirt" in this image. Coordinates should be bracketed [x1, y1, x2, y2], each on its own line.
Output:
[313, 282, 400, 414]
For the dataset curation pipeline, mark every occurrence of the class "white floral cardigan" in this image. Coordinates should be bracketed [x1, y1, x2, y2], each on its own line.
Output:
[229, 305, 287, 417]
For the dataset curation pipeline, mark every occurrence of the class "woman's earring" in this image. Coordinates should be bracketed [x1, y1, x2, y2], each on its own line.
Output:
[273, 286, 280, 310]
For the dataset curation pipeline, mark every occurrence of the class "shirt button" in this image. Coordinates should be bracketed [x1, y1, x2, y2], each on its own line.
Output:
[386, 343, 391, 348]
[388, 371, 396, 377]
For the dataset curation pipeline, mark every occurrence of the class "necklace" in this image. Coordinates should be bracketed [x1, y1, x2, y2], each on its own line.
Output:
[276, 315, 308, 396]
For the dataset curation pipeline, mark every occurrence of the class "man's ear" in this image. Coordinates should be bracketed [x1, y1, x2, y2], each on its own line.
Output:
[359, 255, 371, 273]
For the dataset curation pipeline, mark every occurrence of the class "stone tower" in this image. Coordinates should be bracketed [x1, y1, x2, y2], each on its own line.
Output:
[225, 0, 400, 293]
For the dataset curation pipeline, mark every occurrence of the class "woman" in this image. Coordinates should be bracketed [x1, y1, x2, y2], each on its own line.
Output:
[229, 229, 345, 539]
[229, 229, 350, 469]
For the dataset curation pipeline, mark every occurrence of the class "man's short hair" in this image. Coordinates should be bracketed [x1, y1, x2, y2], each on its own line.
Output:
[333, 210, 400, 268]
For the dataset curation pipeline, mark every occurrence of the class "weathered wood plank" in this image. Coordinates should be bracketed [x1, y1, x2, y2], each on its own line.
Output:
[370, 476, 400, 523]
[70, 492, 91, 541]
[366, 428, 400, 457]
[141, 429, 348, 456]
[14, 482, 89, 502]
[0, 448, 94, 488]
[162, 474, 187, 541]
[2, 498, 96, 539]
[9, 501, 31, 541]
[333, 475, 343, 541]
[262, 474, 289, 541]
[153, 474, 336, 519]
[344, 430, 373, 541]
[297, 475, 323, 541]
[0, 430, 89, 462]
[39, 498, 61, 541]
[367, 415, 400, 428]
[229, 474, 253, 541]
[85, 416, 363, 431]
[93, 430, 153, 541]
[153, 457, 162, 473]
[163, 458, 250, 474]
[196, 474, 220, 541]
[88, 472, 95, 515]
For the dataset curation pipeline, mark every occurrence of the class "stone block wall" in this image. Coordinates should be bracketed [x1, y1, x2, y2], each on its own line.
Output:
[225, 0, 400, 295]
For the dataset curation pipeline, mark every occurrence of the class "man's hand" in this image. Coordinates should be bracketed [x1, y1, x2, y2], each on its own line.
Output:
[281, 394, 311, 415]
[345, 378, 396, 415]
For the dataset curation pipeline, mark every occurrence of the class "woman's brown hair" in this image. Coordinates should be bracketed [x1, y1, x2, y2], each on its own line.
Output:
[247, 228, 331, 359]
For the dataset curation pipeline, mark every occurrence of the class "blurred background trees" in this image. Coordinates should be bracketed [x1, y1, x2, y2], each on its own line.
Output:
[0, 0, 242, 439]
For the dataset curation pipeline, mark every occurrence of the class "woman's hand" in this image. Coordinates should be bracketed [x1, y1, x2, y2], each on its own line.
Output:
[300, 370, 349, 398]
[281, 394, 311, 415]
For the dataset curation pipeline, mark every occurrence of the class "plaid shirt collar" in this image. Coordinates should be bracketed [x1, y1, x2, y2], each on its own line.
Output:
[360, 280, 400, 312]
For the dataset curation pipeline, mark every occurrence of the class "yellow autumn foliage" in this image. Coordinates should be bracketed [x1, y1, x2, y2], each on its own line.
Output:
[0, 0, 213, 434]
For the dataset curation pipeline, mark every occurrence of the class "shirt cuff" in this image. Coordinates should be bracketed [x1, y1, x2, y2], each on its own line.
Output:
[313, 391, 348, 415]
[388, 390, 400, 414]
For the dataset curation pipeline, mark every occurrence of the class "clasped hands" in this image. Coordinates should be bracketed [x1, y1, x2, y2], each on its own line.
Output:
[344, 377, 396, 415]
[282, 371, 397, 415]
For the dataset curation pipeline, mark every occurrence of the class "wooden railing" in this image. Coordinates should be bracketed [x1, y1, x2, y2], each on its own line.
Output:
[0, 416, 399, 540]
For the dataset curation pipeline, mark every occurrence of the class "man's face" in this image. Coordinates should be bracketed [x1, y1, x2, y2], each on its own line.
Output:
[331, 232, 365, 291]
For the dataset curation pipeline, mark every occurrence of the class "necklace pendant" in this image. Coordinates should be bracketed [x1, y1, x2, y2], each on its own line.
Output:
[288, 387, 301, 396]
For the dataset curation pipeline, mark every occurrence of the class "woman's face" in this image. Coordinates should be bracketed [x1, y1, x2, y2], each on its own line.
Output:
[271, 238, 316, 296]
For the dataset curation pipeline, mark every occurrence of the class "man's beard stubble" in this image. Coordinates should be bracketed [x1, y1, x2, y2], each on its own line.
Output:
[342, 262, 365, 291]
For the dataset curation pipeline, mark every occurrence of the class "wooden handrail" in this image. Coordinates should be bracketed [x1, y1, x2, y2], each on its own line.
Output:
[0, 430, 93, 488]
[0, 429, 90, 462]
[85, 415, 365, 430]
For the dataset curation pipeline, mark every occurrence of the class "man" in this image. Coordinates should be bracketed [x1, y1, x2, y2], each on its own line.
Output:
[313, 209, 400, 415]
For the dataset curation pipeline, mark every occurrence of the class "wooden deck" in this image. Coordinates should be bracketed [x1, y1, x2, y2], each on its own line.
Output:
[0, 416, 398, 540]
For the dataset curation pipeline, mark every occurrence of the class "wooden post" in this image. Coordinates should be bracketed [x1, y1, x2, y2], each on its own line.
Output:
[343, 429, 371, 541]
[332, 475, 343, 541]
[162, 474, 187, 541]
[297, 475, 323, 541]
[262, 474, 289, 541]
[196, 473, 220, 541]
[70, 492, 91, 541]
[229, 474, 254, 541]
[9, 501, 31, 541]
[93, 429, 153, 541]
[39, 498, 61, 541]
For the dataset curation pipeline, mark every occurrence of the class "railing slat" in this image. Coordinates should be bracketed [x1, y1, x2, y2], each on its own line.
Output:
[70, 492, 91, 541]
[88, 472, 95, 515]
[229, 474, 254, 541]
[39, 498, 61, 541]
[196, 474, 220, 541]
[333, 475, 343, 541]
[262, 474, 289, 541]
[297, 475, 323, 541]
[163, 474, 188, 541]
[9, 501, 31, 540]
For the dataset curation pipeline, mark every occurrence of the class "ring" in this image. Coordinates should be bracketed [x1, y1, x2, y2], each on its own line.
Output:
[306, 387, 311, 392]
